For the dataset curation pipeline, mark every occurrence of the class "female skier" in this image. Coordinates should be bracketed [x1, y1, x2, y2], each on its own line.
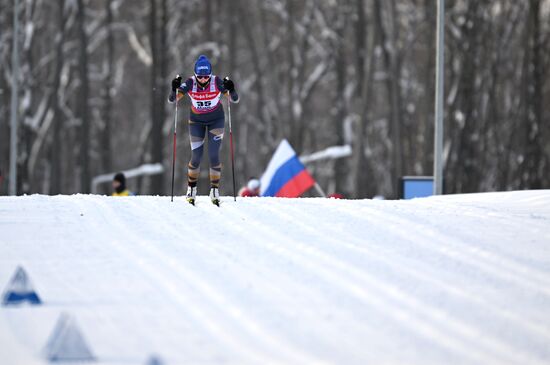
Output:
[168, 55, 239, 205]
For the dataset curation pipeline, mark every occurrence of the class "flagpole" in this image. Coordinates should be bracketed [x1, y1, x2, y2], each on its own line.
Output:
[314, 182, 326, 197]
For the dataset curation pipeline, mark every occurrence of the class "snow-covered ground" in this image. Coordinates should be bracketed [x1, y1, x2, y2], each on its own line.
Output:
[1, 191, 550, 365]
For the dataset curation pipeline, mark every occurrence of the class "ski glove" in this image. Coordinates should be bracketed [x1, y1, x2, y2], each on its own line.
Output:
[223, 77, 235, 92]
[171, 75, 182, 92]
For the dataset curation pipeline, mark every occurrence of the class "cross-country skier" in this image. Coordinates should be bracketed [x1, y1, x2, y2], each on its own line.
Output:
[168, 55, 239, 206]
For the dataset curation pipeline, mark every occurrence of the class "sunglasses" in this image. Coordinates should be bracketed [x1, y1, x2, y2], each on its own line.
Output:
[196, 75, 211, 81]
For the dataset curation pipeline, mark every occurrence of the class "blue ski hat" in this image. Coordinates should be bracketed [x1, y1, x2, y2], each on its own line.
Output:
[194, 55, 212, 76]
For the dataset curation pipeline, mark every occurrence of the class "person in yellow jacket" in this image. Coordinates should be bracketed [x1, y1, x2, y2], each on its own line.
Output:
[111, 172, 133, 196]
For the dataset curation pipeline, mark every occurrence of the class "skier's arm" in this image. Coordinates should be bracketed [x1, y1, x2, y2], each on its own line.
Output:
[168, 76, 191, 103]
[220, 77, 239, 103]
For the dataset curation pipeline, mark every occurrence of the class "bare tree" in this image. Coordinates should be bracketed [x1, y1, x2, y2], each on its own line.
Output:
[149, 0, 167, 194]
[1, 0, 549, 197]
[352, 0, 377, 199]
[373, 0, 403, 197]
[76, 0, 91, 193]
[100, 0, 115, 178]
[519, 0, 545, 188]
[50, 0, 68, 195]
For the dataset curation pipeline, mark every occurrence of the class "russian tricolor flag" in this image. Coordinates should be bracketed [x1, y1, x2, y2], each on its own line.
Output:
[260, 139, 316, 197]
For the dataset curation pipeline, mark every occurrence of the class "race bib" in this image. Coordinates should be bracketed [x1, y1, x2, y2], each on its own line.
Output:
[188, 76, 221, 114]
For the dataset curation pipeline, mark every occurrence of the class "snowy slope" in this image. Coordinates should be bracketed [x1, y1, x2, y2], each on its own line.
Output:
[1, 191, 550, 365]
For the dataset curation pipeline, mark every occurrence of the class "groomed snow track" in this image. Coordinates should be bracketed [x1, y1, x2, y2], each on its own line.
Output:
[1, 191, 550, 364]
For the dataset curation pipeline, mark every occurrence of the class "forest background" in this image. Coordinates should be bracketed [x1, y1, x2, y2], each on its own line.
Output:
[1, 0, 548, 198]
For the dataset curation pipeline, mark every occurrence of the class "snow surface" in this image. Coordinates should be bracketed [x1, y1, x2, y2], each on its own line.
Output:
[1, 191, 550, 365]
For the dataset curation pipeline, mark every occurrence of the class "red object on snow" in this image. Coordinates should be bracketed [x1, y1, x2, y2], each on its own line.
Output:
[240, 188, 259, 197]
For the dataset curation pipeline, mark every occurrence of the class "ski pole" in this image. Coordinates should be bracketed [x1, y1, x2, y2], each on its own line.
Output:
[170, 87, 179, 202]
[227, 93, 237, 202]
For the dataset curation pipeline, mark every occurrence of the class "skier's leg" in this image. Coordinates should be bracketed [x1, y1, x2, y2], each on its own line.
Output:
[188, 121, 206, 188]
[207, 118, 225, 189]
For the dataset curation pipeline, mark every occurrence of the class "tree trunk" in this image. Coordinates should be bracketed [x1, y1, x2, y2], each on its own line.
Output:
[205, 0, 213, 42]
[520, 0, 545, 189]
[286, 0, 299, 149]
[373, 0, 403, 197]
[453, 1, 481, 193]
[76, 0, 91, 193]
[0, 1, 10, 194]
[422, 0, 436, 175]
[100, 0, 115, 182]
[50, 0, 67, 195]
[333, 2, 348, 196]
[149, 0, 165, 194]
[353, 0, 376, 199]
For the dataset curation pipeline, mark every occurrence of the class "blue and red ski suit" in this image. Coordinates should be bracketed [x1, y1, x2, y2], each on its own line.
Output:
[168, 76, 239, 189]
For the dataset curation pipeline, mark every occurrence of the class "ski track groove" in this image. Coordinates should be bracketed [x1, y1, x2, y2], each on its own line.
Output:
[2, 192, 550, 365]
[74, 196, 271, 364]
[93, 196, 325, 365]
[349, 204, 550, 296]
[192, 202, 394, 362]
[217, 202, 504, 364]
[346, 203, 550, 327]
[70, 197, 240, 363]
[135, 198, 337, 364]
[138, 199, 366, 361]
[88, 194, 550, 365]
[333, 202, 550, 361]
[276, 201, 550, 344]
[141, 199, 425, 363]
[226, 199, 548, 365]
[372, 201, 550, 286]
[206, 202, 413, 363]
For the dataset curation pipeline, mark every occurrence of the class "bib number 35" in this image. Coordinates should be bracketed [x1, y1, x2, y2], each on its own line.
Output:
[196, 101, 212, 108]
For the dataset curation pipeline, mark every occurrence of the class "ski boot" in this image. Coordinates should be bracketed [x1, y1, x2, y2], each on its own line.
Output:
[209, 187, 220, 207]
[186, 186, 197, 206]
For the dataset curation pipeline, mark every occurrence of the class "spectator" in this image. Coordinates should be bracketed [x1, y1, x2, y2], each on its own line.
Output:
[111, 172, 133, 196]
[239, 178, 261, 197]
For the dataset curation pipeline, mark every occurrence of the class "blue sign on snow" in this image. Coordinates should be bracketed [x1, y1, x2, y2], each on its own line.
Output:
[2, 266, 42, 305]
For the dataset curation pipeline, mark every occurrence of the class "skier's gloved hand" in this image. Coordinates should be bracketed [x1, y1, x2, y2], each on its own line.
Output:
[223, 77, 235, 92]
[171, 75, 182, 92]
